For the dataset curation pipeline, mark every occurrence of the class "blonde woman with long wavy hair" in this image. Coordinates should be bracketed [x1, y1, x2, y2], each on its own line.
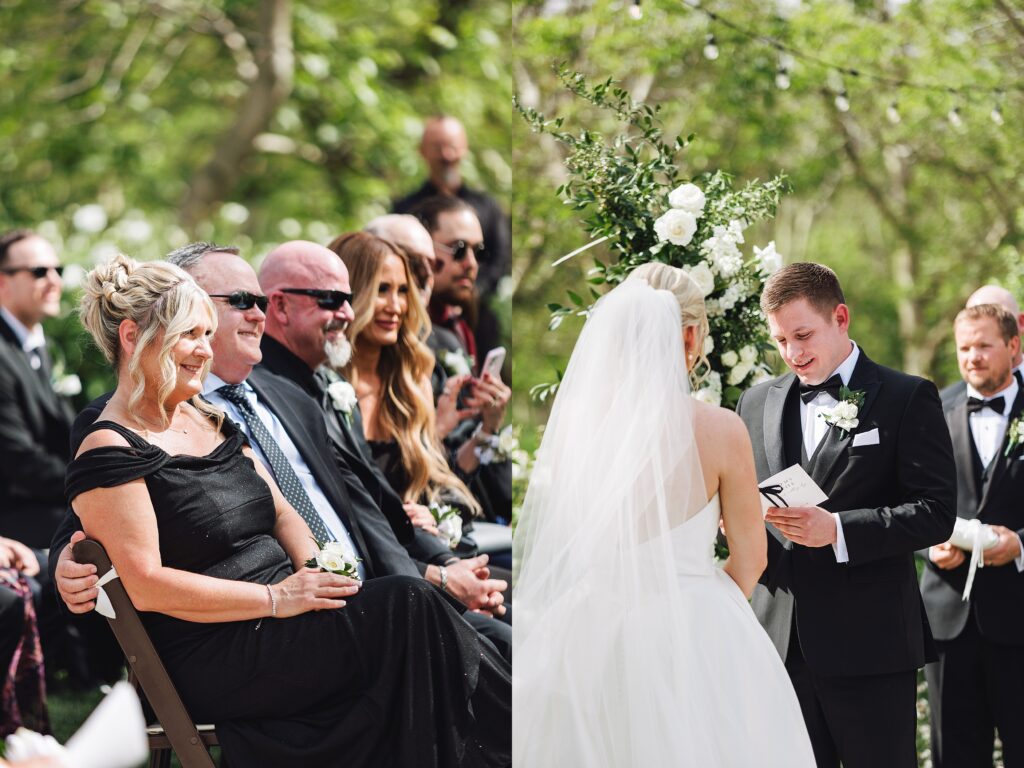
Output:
[329, 232, 508, 515]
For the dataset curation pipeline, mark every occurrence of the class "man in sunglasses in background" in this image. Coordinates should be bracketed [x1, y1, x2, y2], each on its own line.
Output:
[0, 229, 74, 547]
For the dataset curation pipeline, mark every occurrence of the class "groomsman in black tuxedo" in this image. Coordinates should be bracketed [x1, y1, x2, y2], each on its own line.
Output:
[0, 229, 74, 547]
[942, 285, 1024, 408]
[922, 303, 1024, 768]
[736, 262, 956, 768]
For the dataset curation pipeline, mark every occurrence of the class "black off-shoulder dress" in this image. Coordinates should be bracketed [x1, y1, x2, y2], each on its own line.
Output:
[65, 419, 510, 768]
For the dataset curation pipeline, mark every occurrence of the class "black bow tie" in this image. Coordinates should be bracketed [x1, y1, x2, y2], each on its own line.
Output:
[799, 374, 843, 404]
[967, 396, 1005, 415]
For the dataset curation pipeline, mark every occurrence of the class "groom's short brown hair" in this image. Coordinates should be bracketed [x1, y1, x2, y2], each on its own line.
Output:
[761, 262, 846, 319]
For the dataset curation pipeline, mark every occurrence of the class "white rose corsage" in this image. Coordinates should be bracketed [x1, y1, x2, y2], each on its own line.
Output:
[327, 380, 357, 424]
[305, 539, 361, 579]
[1004, 416, 1024, 457]
[473, 424, 517, 466]
[429, 502, 463, 549]
[823, 386, 866, 438]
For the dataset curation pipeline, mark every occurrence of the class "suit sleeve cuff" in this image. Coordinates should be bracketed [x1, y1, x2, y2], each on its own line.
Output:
[832, 512, 850, 563]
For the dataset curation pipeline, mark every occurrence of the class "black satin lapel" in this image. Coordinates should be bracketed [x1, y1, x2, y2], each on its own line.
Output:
[949, 399, 979, 505]
[763, 377, 795, 476]
[979, 388, 1024, 512]
[811, 356, 882, 490]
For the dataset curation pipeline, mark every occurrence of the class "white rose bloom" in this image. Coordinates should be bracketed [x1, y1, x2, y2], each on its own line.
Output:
[654, 208, 698, 247]
[53, 374, 82, 397]
[835, 417, 859, 432]
[437, 516, 463, 549]
[441, 350, 472, 377]
[686, 261, 716, 297]
[316, 543, 358, 575]
[740, 345, 758, 363]
[703, 334, 715, 355]
[728, 361, 753, 386]
[668, 183, 706, 216]
[754, 241, 783, 274]
[750, 367, 775, 386]
[327, 380, 357, 413]
[721, 350, 739, 368]
[692, 388, 722, 406]
[835, 401, 859, 421]
[704, 370, 723, 393]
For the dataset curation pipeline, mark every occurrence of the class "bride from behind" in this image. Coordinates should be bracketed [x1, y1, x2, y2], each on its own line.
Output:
[513, 263, 814, 767]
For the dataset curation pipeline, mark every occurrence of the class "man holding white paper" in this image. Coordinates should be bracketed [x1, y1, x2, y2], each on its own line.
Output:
[736, 262, 956, 768]
[921, 302, 1024, 768]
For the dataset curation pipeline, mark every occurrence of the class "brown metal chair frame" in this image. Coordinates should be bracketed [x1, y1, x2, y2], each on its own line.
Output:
[73, 538, 219, 768]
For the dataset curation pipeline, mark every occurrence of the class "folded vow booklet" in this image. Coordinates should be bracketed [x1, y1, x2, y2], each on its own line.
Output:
[758, 464, 829, 515]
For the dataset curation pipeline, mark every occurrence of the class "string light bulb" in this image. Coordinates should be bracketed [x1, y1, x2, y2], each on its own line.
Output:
[947, 107, 962, 127]
[775, 67, 791, 90]
[628, 0, 642, 19]
[886, 102, 901, 124]
[834, 89, 850, 112]
[991, 104, 1004, 126]
[703, 34, 720, 60]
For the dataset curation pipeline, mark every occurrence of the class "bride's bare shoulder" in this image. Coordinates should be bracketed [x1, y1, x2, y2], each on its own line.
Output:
[692, 401, 751, 448]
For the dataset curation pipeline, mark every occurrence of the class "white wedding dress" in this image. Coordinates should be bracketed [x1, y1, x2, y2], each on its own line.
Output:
[513, 278, 815, 767]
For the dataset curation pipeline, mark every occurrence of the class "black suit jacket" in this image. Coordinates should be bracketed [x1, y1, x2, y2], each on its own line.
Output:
[736, 349, 956, 677]
[920, 386, 1024, 645]
[258, 335, 453, 568]
[0, 315, 74, 546]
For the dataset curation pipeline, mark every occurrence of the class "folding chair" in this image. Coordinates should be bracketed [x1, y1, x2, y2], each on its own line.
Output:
[73, 538, 219, 768]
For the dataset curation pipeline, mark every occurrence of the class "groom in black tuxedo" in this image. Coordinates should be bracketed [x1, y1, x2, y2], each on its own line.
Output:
[922, 303, 1024, 768]
[736, 262, 956, 768]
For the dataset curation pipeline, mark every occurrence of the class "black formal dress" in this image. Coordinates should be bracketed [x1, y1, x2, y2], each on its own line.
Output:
[65, 419, 511, 768]
[921, 385, 1024, 767]
[736, 348, 956, 768]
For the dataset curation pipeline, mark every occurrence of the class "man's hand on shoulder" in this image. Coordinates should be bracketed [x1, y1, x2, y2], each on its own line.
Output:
[764, 505, 837, 548]
[56, 531, 100, 614]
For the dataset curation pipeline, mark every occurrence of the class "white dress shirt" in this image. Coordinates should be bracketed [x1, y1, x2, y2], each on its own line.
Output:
[798, 342, 860, 564]
[965, 377, 1024, 571]
[1, 306, 46, 370]
[203, 373, 366, 579]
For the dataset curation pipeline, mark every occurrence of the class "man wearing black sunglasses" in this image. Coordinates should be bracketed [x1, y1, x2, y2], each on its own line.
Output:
[0, 229, 74, 548]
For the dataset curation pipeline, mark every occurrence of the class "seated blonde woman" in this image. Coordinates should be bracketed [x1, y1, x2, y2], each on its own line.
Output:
[327, 233, 510, 523]
[66, 254, 510, 768]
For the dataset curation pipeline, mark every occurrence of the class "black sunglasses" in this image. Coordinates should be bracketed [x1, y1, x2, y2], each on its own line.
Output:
[433, 240, 484, 263]
[1, 265, 64, 279]
[209, 291, 269, 312]
[280, 288, 352, 310]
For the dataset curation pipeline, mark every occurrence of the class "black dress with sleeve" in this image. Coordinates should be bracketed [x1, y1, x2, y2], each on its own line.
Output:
[65, 419, 510, 768]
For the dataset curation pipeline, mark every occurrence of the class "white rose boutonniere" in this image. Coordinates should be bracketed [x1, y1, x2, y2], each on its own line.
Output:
[1004, 416, 1024, 457]
[822, 386, 866, 438]
[327, 380, 357, 424]
[429, 502, 463, 549]
[305, 539, 361, 579]
[667, 183, 706, 216]
[440, 349, 474, 377]
[653, 208, 698, 247]
[52, 373, 82, 397]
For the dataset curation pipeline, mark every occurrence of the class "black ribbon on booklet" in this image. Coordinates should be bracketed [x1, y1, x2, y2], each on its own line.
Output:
[759, 484, 788, 508]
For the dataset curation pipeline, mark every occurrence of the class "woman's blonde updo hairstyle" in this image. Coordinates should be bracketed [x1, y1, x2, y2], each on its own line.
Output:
[79, 253, 221, 428]
[627, 262, 710, 387]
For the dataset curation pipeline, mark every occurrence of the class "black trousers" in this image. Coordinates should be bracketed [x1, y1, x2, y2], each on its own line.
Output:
[786, 628, 917, 768]
[926, 618, 1024, 768]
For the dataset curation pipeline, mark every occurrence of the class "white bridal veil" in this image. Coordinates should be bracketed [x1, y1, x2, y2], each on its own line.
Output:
[513, 277, 712, 766]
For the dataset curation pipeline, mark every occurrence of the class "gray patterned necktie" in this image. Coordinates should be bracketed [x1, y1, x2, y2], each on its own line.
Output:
[216, 383, 335, 544]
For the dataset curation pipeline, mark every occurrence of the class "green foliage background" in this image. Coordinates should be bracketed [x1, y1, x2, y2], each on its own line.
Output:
[0, 0, 511, 407]
[512, 0, 1023, 450]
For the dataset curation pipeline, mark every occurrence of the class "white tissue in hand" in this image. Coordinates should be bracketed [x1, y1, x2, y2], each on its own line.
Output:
[4, 728, 68, 761]
[950, 518, 999, 551]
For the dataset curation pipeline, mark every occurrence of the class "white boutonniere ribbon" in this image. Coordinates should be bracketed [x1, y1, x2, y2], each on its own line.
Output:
[823, 386, 866, 439]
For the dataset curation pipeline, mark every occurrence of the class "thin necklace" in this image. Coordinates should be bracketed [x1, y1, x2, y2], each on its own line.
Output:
[130, 408, 190, 436]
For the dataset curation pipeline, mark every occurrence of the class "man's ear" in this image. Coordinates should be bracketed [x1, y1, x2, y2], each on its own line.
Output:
[118, 319, 139, 356]
[1010, 334, 1021, 359]
[833, 303, 851, 333]
[268, 292, 288, 325]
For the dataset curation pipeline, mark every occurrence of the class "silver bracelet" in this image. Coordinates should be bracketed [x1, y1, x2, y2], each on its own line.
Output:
[266, 583, 277, 617]
[438, 565, 449, 593]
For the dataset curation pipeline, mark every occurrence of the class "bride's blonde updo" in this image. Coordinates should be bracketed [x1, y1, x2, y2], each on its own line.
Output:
[627, 262, 710, 386]
[80, 253, 220, 427]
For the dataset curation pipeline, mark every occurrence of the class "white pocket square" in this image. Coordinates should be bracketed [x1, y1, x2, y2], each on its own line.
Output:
[852, 428, 880, 447]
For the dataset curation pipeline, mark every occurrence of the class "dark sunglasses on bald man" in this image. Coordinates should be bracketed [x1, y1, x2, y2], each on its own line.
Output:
[209, 291, 269, 312]
[280, 288, 352, 310]
[1, 265, 64, 279]
[433, 240, 484, 263]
